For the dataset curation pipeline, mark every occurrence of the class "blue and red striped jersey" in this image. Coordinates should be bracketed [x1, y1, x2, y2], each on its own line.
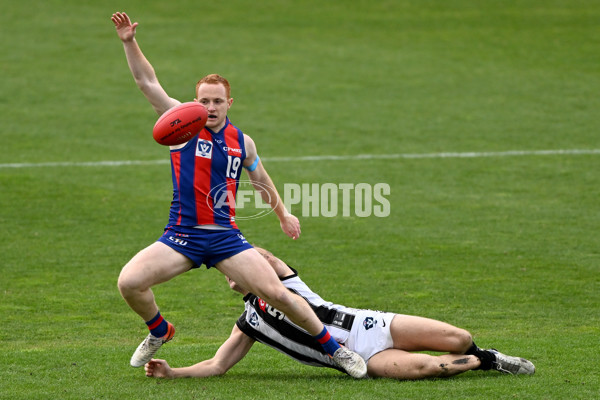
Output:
[168, 118, 247, 229]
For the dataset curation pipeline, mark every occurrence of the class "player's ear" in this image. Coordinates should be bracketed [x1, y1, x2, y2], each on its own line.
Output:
[227, 98, 234, 108]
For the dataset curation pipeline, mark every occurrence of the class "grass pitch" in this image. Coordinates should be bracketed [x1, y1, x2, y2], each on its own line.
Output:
[1, 1, 599, 399]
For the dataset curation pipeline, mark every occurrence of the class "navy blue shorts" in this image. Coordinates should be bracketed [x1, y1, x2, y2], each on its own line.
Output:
[157, 225, 254, 268]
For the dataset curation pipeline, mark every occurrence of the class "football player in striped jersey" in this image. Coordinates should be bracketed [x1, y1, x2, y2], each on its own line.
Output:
[144, 247, 535, 380]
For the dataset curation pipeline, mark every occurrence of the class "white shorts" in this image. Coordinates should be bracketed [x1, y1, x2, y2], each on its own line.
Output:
[344, 310, 396, 363]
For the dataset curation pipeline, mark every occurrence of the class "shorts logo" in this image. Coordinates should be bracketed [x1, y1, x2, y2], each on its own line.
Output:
[168, 236, 188, 246]
[237, 233, 248, 244]
[249, 311, 259, 327]
[196, 139, 213, 158]
[363, 317, 377, 330]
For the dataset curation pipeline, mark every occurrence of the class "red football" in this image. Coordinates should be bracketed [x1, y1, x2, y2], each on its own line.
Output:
[153, 102, 208, 146]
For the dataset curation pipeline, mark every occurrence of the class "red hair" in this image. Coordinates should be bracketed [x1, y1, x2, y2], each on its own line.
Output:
[196, 74, 231, 98]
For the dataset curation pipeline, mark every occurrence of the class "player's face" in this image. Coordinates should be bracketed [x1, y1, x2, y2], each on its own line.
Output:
[196, 83, 233, 132]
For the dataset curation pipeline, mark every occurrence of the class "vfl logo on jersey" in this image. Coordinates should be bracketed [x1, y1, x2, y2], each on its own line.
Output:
[249, 311, 259, 327]
[196, 139, 213, 158]
[363, 317, 377, 330]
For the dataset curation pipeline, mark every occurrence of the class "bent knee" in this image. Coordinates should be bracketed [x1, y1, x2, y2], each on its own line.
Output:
[453, 329, 473, 352]
[257, 284, 292, 307]
[117, 265, 146, 295]
[117, 272, 134, 295]
[248, 280, 300, 312]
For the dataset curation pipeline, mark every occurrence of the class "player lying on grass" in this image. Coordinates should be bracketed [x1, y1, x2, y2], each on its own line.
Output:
[144, 247, 535, 380]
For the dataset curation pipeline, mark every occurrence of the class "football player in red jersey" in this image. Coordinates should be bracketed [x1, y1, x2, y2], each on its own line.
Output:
[111, 11, 367, 378]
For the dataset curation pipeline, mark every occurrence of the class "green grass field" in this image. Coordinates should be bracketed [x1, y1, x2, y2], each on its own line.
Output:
[1, 0, 599, 398]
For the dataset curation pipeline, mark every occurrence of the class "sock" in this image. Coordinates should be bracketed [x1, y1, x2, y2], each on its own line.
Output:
[314, 327, 341, 357]
[146, 311, 169, 338]
[466, 342, 496, 370]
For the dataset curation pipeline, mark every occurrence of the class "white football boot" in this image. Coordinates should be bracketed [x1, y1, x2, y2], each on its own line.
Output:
[332, 347, 368, 379]
[130, 322, 175, 367]
[490, 349, 535, 375]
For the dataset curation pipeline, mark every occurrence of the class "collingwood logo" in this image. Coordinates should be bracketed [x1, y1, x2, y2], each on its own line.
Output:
[249, 311, 259, 327]
[363, 317, 377, 330]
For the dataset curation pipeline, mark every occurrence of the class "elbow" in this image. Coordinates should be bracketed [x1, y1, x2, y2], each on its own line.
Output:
[211, 365, 228, 377]
[136, 80, 153, 95]
[205, 360, 230, 377]
[132, 75, 157, 94]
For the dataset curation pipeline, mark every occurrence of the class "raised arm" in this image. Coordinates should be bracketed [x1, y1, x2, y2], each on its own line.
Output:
[144, 325, 255, 379]
[111, 12, 179, 115]
[243, 135, 301, 240]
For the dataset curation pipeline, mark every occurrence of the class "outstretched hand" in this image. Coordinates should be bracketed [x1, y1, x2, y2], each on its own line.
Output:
[111, 12, 138, 42]
[280, 213, 301, 240]
[144, 359, 174, 379]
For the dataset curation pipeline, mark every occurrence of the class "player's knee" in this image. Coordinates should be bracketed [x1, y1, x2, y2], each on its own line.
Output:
[266, 286, 291, 306]
[117, 272, 132, 296]
[117, 266, 143, 296]
[451, 329, 473, 353]
[257, 283, 293, 309]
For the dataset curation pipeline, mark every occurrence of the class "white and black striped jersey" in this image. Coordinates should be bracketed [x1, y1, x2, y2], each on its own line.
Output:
[235, 267, 360, 371]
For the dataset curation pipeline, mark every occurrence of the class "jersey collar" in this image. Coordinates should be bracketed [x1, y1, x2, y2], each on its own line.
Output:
[206, 117, 230, 136]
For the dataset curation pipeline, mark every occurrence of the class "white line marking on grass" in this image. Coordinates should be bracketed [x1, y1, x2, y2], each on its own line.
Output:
[1, 149, 599, 169]
[0, 160, 171, 169]
[265, 149, 600, 162]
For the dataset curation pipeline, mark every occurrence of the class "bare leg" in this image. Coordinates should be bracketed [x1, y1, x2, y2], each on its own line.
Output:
[389, 315, 473, 353]
[216, 248, 324, 335]
[368, 349, 480, 379]
[118, 242, 193, 321]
